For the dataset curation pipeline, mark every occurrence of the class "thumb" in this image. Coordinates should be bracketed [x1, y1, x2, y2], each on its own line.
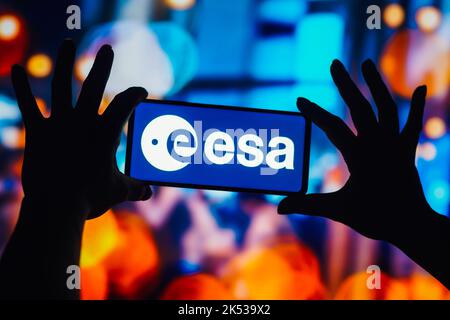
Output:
[278, 193, 339, 219]
[123, 177, 152, 201]
[103, 87, 148, 141]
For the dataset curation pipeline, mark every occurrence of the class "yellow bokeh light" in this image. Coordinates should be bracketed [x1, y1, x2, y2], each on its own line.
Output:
[408, 273, 450, 300]
[383, 4, 405, 29]
[0, 14, 20, 41]
[425, 117, 446, 139]
[164, 0, 195, 10]
[416, 6, 441, 32]
[27, 54, 52, 78]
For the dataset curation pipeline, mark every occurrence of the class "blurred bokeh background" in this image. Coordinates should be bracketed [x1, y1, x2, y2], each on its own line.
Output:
[0, 0, 449, 299]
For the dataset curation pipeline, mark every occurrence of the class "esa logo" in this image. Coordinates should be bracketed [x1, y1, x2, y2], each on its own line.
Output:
[141, 115, 294, 172]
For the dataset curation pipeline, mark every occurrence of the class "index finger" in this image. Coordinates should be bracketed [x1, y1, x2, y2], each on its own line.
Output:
[11, 65, 43, 129]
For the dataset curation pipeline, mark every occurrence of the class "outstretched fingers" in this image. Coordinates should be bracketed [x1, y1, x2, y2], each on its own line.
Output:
[76, 44, 113, 116]
[11, 65, 43, 130]
[361, 59, 399, 135]
[297, 97, 355, 159]
[51, 39, 75, 118]
[401, 85, 427, 149]
[331, 59, 378, 136]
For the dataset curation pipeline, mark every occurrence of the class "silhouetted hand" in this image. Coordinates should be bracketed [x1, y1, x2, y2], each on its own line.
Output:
[0, 39, 152, 299]
[278, 60, 450, 289]
[279, 59, 434, 242]
[12, 39, 151, 219]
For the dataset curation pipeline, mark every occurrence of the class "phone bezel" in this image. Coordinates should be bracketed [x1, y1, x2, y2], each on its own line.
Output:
[125, 99, 311, 195]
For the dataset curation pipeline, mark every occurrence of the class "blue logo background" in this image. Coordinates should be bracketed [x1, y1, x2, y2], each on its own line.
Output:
[128, 101, 308, 193]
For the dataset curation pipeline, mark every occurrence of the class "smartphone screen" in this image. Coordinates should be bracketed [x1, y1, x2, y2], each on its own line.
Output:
[126, 99, 310, 194]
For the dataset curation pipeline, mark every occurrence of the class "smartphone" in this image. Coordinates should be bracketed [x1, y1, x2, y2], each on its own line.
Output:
[125, 99, 310, 195]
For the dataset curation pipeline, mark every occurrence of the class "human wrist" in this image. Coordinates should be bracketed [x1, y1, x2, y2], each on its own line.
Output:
[9, 196, 87, 297]
[18, 195, 89, 235]
[388, 205, 446, 249]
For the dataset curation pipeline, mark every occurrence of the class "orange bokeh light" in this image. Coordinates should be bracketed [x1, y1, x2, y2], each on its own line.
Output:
[383, 4, 405, 29]
[270, 238, 321, 280]
[380, 30, 450, 98]
[80, 210, 120, 268]
[98, 97, 110, 115]
[424, 117, 446, 139]
[78, 210, 159, 299]
[35, 97, 50, 118]
[104, 211, 159, 298]
[75, 54, 94, 81]
[223, 249, 298, 299]
[221, 239, 325, 299]
[335, 272, 409, 300]
[407, 273, 450, 300]
[335, 272, 449, 300]
[161, 274, 233, 300]
[81, 265, 109, 300]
